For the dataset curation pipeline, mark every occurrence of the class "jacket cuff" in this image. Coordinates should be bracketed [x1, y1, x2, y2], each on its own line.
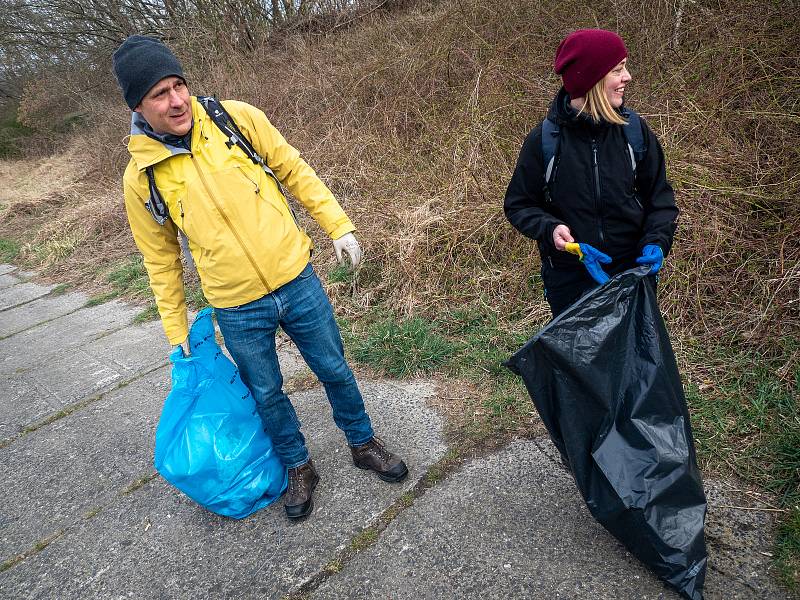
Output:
[544, 221, 566, 252]
[163, 314, 189, 346]
[330, 222, 356, 240]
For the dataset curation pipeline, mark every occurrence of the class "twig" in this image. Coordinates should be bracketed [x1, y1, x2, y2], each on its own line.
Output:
[673, 0, 686, 49]
[710, 504, 788, 513]
[329, 0, 391, 32]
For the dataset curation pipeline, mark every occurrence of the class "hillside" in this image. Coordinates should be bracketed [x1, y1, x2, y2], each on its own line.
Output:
[0, 0, 797, 588]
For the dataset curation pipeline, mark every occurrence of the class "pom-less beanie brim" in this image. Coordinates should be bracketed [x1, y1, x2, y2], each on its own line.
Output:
[554, 29, 627, 99]
[112, 35, 185, 109]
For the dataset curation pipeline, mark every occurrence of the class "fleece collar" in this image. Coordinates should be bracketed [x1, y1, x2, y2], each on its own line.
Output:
[127, 96, 204, 170]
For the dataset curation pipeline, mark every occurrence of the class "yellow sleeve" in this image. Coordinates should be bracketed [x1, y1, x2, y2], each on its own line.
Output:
[123, 175, 188, 345]
[225, 101, 356, 240]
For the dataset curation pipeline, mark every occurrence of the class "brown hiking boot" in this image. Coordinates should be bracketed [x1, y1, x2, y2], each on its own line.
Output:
[351, 437, 408, 483]
[284, 460, 319, 519]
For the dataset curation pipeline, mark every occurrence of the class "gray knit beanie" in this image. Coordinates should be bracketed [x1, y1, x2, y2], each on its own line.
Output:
[112, 35, 185, 109]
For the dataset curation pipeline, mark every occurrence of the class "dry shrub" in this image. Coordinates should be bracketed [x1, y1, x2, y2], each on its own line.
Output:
[160, 0, 799, 379]
[1, 0, 797, 382]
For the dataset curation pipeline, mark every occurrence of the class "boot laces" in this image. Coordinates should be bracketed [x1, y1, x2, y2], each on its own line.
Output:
[370, 436, 393, 462]
[288, 466, 302, 494]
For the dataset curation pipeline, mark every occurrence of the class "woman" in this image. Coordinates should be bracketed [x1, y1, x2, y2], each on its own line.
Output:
[504, 29, 678, 317]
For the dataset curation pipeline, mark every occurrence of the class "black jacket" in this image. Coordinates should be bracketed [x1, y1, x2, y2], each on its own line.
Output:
[504, 88, 678, 271]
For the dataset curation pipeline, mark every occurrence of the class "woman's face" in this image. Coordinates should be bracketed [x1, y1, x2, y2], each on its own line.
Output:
[604, 59, 631, 108]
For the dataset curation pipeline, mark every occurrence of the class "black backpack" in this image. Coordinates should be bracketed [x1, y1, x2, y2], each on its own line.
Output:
[541, 108, 647, 202]
[143, 96, 287, 225]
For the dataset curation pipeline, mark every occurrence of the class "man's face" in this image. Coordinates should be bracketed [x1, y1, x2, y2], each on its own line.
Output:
[135, 76, 192, 136]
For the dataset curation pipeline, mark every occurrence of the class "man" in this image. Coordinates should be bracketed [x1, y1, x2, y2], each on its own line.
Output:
[112, 35, 408, 519]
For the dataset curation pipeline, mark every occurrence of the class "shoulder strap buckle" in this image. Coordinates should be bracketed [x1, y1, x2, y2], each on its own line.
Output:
[197, 95, 287, 197]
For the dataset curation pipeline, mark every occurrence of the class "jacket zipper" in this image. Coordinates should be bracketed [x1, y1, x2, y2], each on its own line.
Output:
[591, 139, 605, 246]
[190, 156, 273, 294]
[238, 166, 260, 194]
[240, 166, 303, 232]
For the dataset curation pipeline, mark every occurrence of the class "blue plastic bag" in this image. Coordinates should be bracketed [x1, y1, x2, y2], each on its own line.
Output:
[154, 307, 287, 518]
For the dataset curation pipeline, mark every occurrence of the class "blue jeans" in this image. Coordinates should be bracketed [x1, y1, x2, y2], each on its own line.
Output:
[215, 263, 374, 468]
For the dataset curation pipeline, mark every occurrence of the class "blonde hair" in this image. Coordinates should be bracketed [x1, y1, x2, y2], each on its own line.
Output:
[574, 76, 628, 125]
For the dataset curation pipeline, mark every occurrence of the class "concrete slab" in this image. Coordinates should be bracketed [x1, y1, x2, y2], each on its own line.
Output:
[0, 270, 36, 288]
[0, 291, 89, 338]
[0, 273, 24, 289]
[0, 264, 17, 276]
[0, 300, 142, 375]
[0, 379, 445, 599]
[0, 320, 169, 439]
[702, 481, 784, 598]
[313, 438, 785, 600]
[0, 365, 171, 559]
[0, 281, 55, 311]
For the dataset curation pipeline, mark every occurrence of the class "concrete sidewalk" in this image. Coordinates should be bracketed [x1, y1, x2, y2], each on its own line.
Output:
[0, 264, 787, 599]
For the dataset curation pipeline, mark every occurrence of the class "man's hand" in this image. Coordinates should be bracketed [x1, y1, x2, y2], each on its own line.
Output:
[172, 337, 190, 357]
[332, 232, 362, 269]
[635, 244, 664, 275]
[552, 224, 574, 251]
[564, 242, 612, 285]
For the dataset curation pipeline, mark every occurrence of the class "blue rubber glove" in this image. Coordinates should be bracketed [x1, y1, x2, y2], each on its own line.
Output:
[635, 244, 664, 274]
[564, 242, 612, 285]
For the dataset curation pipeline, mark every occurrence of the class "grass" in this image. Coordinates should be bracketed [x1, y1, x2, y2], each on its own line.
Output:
[0, 530, 64, 573]
[27, 232, 82, 265]
[337, 301, 799, 587]
[107, 256, 151, 298]
[0, 237, 20, 262]
[323, 559, 343, 574]
[327, 263, 352, 284]
[185, 282, 209, 310]
[134, 304, 159, 323]
[348, 527, 378, 552]
[0, 114, 32, 159]
[0, 0, 797, 588]
[340, 306, 536, 442]
[683, 341, 799, 588]
[122, 472, 158, 495]
[350, 316, 456, 376]
[81, 258, 206, 318]
[345, 307, 531, 380]
[85, 292, 117, 307]
[776, 508, 800, 593]
[687, 342, 799, 500]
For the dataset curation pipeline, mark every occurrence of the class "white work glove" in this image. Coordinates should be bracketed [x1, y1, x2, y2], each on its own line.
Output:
[332, 232, 362, 269]
[172, 338, 190, 357]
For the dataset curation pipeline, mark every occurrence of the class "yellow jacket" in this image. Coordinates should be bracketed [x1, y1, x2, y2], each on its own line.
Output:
[123, 97, 355, 344]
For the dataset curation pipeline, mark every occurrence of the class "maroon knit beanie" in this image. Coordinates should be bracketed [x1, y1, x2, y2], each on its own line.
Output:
[554, 29, 628, 99]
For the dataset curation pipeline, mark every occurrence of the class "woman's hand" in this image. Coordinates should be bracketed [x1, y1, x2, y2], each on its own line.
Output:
[552, 224, 575, 251]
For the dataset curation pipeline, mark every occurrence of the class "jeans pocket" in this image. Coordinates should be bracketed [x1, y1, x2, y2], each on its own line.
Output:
[217, 304, 242, 312]
[296, 262, 314, 280]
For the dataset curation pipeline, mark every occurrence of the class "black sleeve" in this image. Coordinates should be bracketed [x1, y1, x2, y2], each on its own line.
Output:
[636, 118, 679, 256]
[504, 125, 565, 252]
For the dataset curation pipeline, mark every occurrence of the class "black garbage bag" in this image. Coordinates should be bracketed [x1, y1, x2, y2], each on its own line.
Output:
[505, 266, 707, 600]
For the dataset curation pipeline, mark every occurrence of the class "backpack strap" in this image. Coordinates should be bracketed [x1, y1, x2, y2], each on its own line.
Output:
[541, 109, 648, 192]
[541, 118, 561, 203]
[620, 108, 647, 175]
[144, 165, 170, 225]
[197, 95, 288, 198]
[143, 95, 290, 227]
[541, 118, 560, 185]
